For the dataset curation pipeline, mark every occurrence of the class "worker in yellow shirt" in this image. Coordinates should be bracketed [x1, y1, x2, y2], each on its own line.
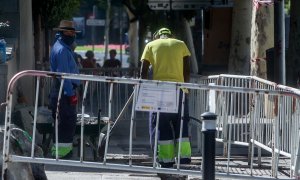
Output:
[140, 27, 191, 168]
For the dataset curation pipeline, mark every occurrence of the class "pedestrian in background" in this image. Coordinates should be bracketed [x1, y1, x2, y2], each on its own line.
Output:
[103, 49, 122, 76]
[81, 50, 97, 68]
[49, 20, 80, 158]
[140, 27, 191, 168]
[71, 42, 83, 69]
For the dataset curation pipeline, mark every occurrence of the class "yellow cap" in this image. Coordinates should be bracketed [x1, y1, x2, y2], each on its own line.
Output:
[158, 28, 172, 36]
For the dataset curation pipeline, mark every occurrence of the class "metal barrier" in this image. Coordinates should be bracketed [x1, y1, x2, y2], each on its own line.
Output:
[2, 70, 299, 179]
[78, 67, 139, 122]
[39, 67, 140, 122]
[190, 74, 300, 178]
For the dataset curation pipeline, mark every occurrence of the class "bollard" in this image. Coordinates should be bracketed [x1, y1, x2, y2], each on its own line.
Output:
[201, 112, 217, 180]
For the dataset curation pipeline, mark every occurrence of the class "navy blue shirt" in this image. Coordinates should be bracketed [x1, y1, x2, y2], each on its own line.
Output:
[50, 38, 79, 96]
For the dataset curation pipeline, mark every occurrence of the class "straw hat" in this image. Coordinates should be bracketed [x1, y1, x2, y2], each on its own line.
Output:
[53, 20, 80, 32]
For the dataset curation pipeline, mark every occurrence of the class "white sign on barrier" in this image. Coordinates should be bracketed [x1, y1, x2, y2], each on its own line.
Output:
[135, 83, 179, 113]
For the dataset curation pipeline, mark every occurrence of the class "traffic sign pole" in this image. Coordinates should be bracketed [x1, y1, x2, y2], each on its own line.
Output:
[92, 5, 97, 51]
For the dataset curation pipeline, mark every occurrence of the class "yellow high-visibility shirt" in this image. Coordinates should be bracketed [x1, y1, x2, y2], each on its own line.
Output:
[141, 38, 191, 82]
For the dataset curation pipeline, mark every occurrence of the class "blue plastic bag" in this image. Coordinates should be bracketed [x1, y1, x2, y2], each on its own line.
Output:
[0, 39, 6, 63]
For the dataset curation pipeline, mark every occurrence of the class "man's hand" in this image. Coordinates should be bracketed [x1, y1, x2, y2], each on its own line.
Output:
[69, 94, 78, 105]
[183, 56, 190, 83]
[140, 60, 150, 79]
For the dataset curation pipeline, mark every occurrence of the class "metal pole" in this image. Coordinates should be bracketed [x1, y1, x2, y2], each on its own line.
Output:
[200, 8, 204, 74]
[274, 0, 285, 85]
[92, 5, 97, 52]
[119, 7, 123, 64]
[201, 112, 217, 180]
[104, 0, 111, 61]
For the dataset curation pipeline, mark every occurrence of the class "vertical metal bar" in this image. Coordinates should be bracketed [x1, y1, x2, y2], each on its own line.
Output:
[129, 85, 138, 166]
[80, 81, 89, 162]
[258, 93, 263, 167]
[90, 82, 94, 116]
[274, 96, 282, 178]
[223, 78, 229, 156]
[197, 89, 202, 153]
[125, 84, 129, 118]
[250, 93, 259, 175]
[216, 89, 221, 139]
[177, 92, 185, 170]
[226, 93, 234, 173]
[31, 77, 40, 157]
[237, 79, 241, 142]
[153, 112, 160, 168]
[133, 85, 137, 139]
[272, 96, 280, 178]
[104, 82, 114, 164]
[246, 79, 250, 143]
[233, 79, 237, 142]
[2, 94, 13, 180]
[55, 79, 65, 160]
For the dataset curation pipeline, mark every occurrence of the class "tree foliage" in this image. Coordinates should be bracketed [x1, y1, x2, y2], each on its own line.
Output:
[32, 0, 81, 28]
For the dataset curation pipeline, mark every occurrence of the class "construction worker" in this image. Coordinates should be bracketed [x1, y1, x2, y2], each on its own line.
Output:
[49, 20, 80, 158]
[140, 27, 191, 168]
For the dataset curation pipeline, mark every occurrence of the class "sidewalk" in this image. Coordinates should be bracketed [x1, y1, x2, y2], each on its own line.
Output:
[45, 136, 163, 180]
[43, 133, 291, 180]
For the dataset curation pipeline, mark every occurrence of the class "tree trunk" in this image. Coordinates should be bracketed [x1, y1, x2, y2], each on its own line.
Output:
[125, 6, 139, 68]
[287, 0, 300, 86]
[168, 12, 198, 74]
[104, 0, 111, 61]
[228, 0, 252, 75]
[184, 18, 198, 74]
[250, 3, 274, 78]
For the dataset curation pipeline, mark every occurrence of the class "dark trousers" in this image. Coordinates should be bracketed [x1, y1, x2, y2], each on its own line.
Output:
[149, 92, 190, 148]
[50, 95, 77, 143]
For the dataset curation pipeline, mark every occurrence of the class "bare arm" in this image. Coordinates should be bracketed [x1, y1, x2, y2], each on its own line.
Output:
[183, 56, 190, 83]
[140, 60, 150, 79]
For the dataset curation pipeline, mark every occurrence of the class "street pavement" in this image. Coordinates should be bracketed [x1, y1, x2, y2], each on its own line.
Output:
[44, 135, 161, 180]
[42, 113, 291, 180]
[43, 133, 206, 180]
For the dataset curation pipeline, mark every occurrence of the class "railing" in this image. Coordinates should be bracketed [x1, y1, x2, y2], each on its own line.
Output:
[39, 67, 140, 121]
[2, 70, 299, 179]
[190, 74, 300, 178]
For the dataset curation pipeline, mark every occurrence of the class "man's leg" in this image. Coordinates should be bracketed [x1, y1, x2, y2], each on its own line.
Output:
[174, 93, 191, 164]
[51, 95, 77, 158]
[158, 113, 176, 168]
[149, 112, 159, 150]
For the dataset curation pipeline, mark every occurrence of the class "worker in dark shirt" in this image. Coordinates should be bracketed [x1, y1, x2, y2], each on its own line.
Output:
[103, 49, 121, 68]
[103, 49, 122, 76]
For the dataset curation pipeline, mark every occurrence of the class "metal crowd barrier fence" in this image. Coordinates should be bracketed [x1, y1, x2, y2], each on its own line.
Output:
[78, 67, 140, 124]
[2, 70, 300, 179]
[39, 67, 140, 127]
[190, 74, 300, 178]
